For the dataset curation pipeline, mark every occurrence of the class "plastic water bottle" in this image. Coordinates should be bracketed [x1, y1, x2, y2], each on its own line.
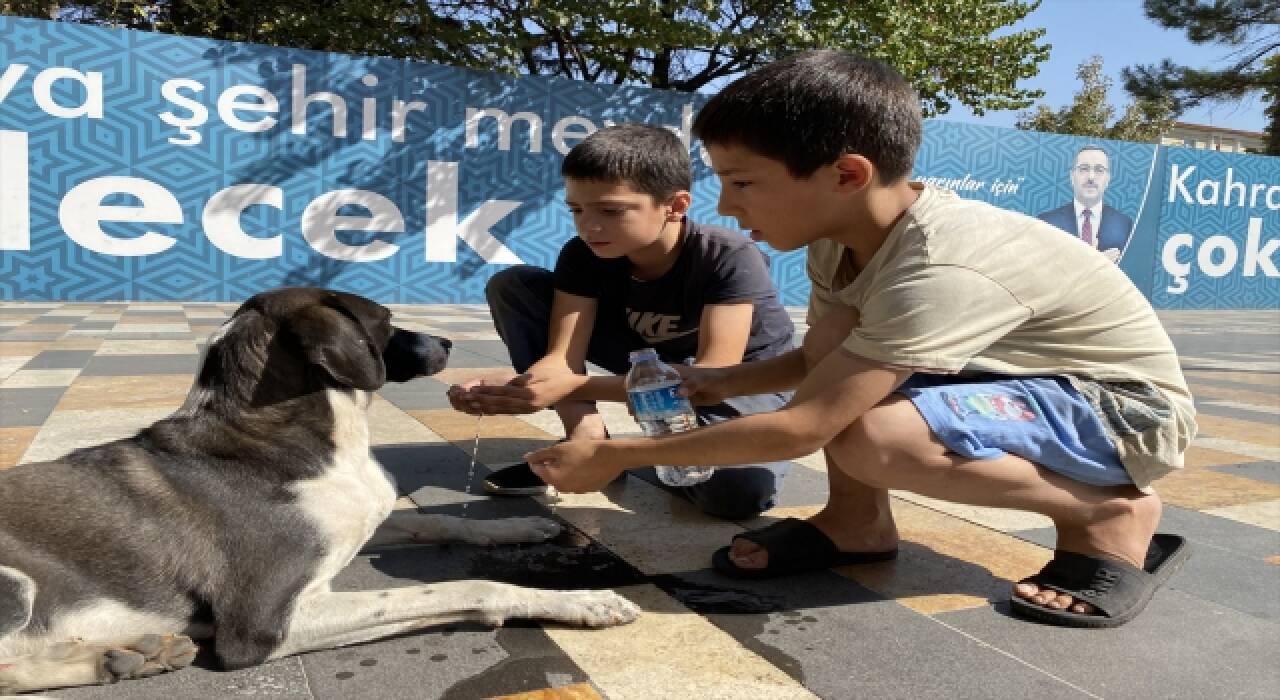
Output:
[625, 348, 715, 487]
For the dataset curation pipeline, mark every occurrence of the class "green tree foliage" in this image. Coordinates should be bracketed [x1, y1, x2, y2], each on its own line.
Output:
[1016, 56, 1175, 142]
[1122, 0, 1279, 154]
[2, 0, 1051, 117]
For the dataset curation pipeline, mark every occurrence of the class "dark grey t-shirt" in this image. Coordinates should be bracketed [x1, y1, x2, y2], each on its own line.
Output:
[552, 220, 794, 363]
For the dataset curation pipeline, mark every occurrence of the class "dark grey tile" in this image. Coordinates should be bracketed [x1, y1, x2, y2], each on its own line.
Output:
[0, 387, 66, 426]
[452, 339, 511, 363]
[81, 354, 201, 376]
[22, 350, 96, 369]
[936, 588, 1280, 699]
[440, 348, 506, 369]
[27, 316, 84, 324]
[72, 321, 118, 330]
[1014, 504, 1280, 621]
[56, 657, 312, 699]
[1209, 460, 1280, 485]
[375, 377, 452, 410]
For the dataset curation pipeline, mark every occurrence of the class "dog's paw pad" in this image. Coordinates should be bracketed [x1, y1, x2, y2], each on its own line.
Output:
[102, 634, 198, 681]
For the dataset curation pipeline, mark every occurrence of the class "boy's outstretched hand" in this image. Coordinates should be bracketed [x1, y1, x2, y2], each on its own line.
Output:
[527, 440, 623, 492]
[447, 370, 585, 415]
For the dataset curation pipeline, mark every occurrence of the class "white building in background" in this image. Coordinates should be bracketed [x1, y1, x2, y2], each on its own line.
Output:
[1162, 121, 1267, 153]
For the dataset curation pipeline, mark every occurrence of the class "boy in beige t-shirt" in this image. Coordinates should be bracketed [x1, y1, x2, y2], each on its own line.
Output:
[526, 51, 1194, 628]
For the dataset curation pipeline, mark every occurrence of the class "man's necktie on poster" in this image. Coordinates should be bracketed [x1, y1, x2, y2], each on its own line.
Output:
[1081, 209, 1095, 247]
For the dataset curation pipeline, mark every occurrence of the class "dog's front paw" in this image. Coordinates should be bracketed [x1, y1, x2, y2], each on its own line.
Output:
[102, 634, 198, 681]
[463, 517, 562, 545]
[548, 590, 641, 628]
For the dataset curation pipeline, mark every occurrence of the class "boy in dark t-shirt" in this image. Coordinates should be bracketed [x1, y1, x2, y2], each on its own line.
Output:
[447, 124, 794, 519]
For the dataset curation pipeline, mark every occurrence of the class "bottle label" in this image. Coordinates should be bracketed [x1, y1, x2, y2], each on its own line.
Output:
[628, 381, 691, 420]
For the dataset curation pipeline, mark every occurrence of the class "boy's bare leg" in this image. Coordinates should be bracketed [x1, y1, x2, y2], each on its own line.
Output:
[732, 397, 1162, 615]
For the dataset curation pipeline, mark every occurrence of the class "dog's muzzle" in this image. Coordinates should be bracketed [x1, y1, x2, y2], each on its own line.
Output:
[384, 328, 451, 382]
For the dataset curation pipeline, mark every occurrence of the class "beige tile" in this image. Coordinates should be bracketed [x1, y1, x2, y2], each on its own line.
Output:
[20, 408, 174, 463]
[1155, 468, 1280, 510]
[56, 375, 193, 411]
[367, 397, 446, 446]
[491, 683, 604, 700]
[0, 356, 30, 381]
[189, 325, 223, 339]
[2, 368, 81, 388]
[0, 427, 40, 469]
[545, 583, 818, 700]
[1185, 370, 1280, 388]
[1183, 445, 1263, 468]
[117, 314, 188, 323]
[1201, 499, 1280, 532]
[1190, 383, 1280, 411]
[889, 491, 1054, 532]
[50, 337, 104, 351]
[1195, 414, 1280, 449]
[96, 339, 199, 355]
[0, 342, 50, 356]
[109, 323, 189, 334]
[1193, 436, 1280, 463]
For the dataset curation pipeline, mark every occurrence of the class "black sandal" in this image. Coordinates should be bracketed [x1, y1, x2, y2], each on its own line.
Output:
[1010, 534, 1190, 628]
[711, 517, 898, 580]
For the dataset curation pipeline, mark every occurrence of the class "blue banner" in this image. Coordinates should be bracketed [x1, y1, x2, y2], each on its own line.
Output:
[2, 17, 1277, 308]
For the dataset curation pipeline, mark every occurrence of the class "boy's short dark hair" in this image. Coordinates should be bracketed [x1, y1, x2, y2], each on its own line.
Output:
[561, 124, 692, 201]
[693, 50, 922, 182]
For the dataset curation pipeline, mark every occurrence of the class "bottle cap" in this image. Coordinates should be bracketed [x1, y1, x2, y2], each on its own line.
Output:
[628, 347, 658, 363]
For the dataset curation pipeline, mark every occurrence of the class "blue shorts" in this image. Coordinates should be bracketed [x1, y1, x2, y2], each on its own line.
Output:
[895, 374, 1132, 487]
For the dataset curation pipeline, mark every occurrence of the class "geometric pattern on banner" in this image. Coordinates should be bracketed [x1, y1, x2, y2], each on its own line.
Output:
[2, 16, 1277, 308]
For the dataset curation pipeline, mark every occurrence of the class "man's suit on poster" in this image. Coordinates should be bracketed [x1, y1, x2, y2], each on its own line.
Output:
[1037, 204, 1133, 252]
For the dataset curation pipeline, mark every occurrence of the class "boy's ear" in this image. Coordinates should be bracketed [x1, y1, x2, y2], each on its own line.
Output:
[666, 191, 692, 220]
[832, 154, 875, 192]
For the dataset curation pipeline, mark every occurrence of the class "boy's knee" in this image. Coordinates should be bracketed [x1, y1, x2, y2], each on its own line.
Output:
[485, 265, 548, 306]
[684, 467, 781, 520]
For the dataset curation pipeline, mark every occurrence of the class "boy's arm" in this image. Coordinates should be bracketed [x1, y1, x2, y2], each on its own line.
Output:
[692, 301, 753, 366]
[529, 347, 913, 490]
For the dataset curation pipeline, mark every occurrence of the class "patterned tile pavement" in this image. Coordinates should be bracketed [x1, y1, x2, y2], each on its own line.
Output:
[1, 302, 1277, 699]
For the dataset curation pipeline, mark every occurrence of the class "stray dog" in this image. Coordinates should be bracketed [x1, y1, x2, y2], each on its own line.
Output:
[0, 288, 639, 695]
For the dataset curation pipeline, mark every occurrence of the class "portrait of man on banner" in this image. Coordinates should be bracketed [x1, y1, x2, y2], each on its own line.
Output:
[1037, 145, 1134, 263]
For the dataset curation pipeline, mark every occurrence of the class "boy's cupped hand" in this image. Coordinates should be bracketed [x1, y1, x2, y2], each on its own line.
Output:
[446, 371, 583, 415]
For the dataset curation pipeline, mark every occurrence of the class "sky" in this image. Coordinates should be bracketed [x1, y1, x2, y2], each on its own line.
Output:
[940, 0, 1269, 134]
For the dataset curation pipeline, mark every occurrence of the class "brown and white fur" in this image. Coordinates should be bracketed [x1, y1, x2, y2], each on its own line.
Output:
[0, 288, 638, 695]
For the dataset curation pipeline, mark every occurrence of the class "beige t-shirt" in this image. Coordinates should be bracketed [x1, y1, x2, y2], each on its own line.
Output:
[807, 184, 1195, 488]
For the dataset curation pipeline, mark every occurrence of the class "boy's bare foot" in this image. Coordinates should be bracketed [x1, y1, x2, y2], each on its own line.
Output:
[1013, 490, 1162, 615]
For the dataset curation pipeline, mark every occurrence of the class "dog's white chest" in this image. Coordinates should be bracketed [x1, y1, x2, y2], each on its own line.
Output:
[291, 391, 397, 588]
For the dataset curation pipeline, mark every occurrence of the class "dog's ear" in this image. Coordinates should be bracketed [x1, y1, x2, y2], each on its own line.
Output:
[288, 304, 386, 391]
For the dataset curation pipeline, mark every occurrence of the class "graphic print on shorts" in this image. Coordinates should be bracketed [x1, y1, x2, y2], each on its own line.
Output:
[942, 391, 1038, 422]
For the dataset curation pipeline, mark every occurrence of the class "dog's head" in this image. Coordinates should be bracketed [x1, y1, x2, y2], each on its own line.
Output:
[203, 288, 451, 403]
